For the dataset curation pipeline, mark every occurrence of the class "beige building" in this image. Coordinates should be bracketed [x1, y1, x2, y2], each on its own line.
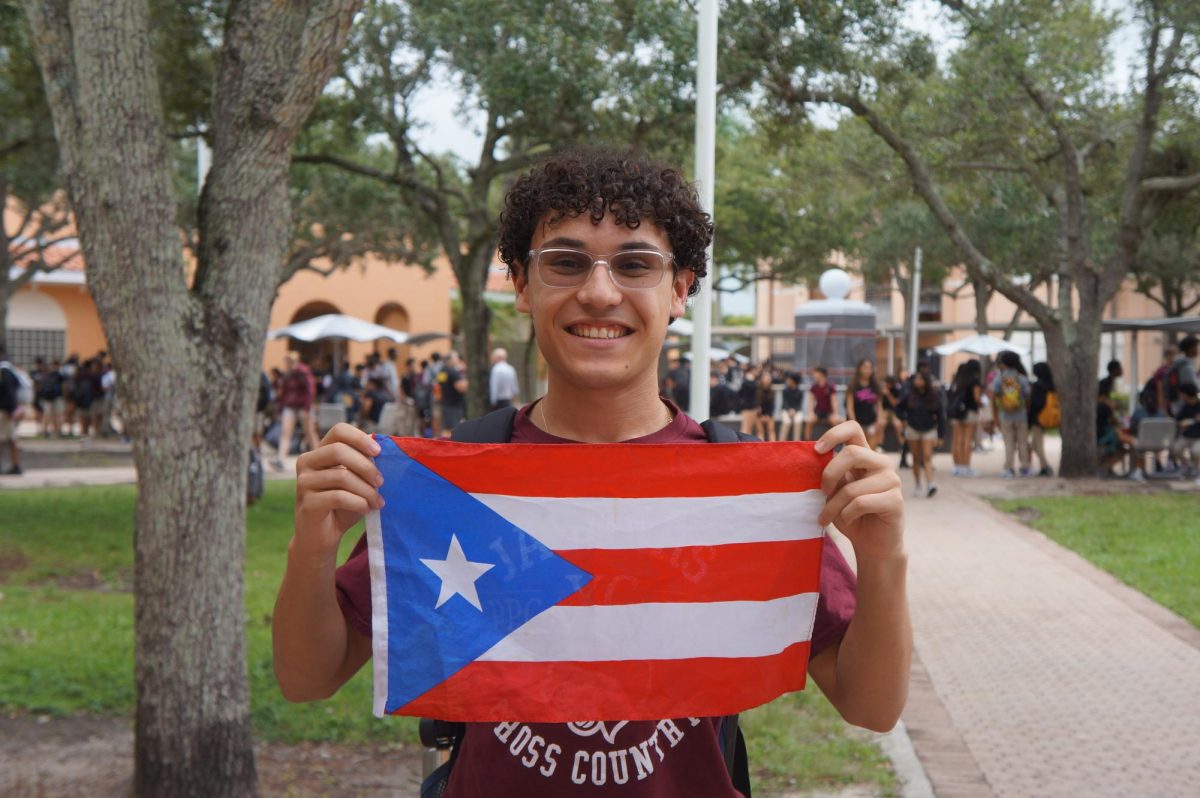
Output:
[749, 265, 1196, 391]
[6, 198, 455, 373]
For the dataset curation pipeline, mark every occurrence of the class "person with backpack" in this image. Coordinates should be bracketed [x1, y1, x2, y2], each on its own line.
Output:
[272, 149, 910, 798]
[947, 360, 982, 477]
[0, 345, 30, 475]
[1168, 336, 1199, 416]
[1026, 362, 1057, 477]
[990, 350, 1032, 478]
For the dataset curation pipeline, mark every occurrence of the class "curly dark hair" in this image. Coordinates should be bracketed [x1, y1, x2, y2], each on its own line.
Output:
[497, 148, 712, 297]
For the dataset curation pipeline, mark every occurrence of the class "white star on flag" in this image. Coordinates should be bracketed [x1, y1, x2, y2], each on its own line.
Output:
[419, 534, 496, 611]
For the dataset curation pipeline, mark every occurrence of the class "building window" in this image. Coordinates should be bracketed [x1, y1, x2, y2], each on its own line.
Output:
[4, 328, 66, 368]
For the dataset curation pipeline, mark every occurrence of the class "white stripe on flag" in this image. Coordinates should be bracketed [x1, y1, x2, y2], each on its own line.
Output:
[470, 490, 826, 551]
[477, 592, 820, 662]
[365, 509, 391, 718]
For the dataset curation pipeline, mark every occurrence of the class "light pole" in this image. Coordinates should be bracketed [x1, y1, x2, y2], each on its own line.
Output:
[688, 0, 717, 420]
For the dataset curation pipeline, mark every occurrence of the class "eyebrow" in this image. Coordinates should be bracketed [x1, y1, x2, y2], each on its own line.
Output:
[540, 237, 663, 251]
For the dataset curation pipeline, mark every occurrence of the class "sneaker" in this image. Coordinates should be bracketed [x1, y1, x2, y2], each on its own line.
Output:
[1038, 467, 1053, 477]
[962, 467, 978, 477]
[5, 465, 22, 475]
[1001, 468, 1015, 479]
[927, 484, 938, 498]
[1018, 467, 1031, 477]
[911, 484, 923, 498]
[270, 459, 285, 472]
[950, 465, 962, 477]
[1128, 468, 1146, 483]
[898, 460, 910, 469]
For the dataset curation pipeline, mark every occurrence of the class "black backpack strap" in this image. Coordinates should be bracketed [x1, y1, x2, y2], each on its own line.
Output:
[450, 406, 519, 443]
[701, 419, 760, 443]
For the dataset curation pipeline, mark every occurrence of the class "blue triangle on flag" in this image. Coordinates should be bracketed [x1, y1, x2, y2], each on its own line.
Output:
[375, 437, 592, 713]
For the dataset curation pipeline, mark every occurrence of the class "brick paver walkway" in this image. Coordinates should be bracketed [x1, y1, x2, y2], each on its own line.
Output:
[899, 455, 1200, 797]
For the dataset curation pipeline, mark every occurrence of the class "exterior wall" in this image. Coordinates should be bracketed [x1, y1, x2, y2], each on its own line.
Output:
[11, 256, 456, 374]
[264, 255, 455, 372]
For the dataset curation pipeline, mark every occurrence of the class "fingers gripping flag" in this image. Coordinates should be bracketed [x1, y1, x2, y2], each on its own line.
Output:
[366, 435, 831, 722]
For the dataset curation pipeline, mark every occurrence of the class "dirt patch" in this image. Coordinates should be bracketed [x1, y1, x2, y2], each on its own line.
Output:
[0, 545, 29, 579]
[1010, 505, 1043, 524]
[0, 714, 424, 797]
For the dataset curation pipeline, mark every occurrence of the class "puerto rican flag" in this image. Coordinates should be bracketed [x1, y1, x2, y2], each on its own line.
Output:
[366, 435, 831, 722]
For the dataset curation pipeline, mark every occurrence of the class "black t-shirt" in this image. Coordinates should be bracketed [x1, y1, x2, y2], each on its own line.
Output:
[709, 383, 736, 417]
[1176, 401, 1200, 439]
[781, 387, 803, 412]
[440, 367, 465, 407]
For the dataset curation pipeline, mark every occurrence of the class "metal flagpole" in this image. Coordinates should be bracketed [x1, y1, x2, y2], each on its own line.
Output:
[907, 247, 922, 374]
[688, 0, 717, 420]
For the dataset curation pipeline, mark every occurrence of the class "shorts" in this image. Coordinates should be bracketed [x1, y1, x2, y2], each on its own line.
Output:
[0, 412, 13, 443]
[442, 404, 465, 432]
[953, 411, 979, 425]
[905, 426, 938, 441]
[281, 406, 310, 422]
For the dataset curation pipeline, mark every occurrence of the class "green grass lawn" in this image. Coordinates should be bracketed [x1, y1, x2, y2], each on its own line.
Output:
[0, 482, 893, 794]
[991, 493, 1200, 628]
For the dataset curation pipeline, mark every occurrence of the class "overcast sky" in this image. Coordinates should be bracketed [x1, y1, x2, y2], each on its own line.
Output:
[406, 1, 1143, 318]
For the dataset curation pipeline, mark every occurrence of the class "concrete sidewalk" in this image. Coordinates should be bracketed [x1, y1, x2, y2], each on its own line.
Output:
[897, 439, 1200, 797]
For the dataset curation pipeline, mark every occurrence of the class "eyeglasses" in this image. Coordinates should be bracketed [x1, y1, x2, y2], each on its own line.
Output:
[527, 247, 674, 290]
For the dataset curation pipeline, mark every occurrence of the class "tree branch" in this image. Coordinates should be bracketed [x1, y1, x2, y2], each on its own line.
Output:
[1141, 172, 1200, 194]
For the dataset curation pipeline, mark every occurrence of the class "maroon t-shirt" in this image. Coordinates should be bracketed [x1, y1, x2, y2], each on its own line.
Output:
[335, 400, 858, 797]
[810, 382, 836, 416]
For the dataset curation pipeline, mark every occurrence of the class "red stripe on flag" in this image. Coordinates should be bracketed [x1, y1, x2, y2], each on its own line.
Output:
[388, 438, 829, 497]
[394, 641, 812, 722]
[556, 539, 824, 606]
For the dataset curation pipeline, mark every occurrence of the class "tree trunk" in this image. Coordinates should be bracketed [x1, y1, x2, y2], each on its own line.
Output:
[455, 251, 493, 418]
[1042, 319, 1100, 479]
[22, 1, 360, 795]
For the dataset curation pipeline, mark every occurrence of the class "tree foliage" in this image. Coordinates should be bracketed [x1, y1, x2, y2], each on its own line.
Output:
[732, 0, 1200, 476]
[298, 0, 700, 414]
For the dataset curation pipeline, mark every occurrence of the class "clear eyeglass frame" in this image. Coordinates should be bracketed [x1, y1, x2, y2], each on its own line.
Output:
[526, 247, 675, 290]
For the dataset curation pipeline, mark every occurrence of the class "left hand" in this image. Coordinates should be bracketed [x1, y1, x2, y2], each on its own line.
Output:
[815, 421, 904, 561]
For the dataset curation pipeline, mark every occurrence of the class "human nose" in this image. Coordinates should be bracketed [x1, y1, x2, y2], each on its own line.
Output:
[574, 258, 623, 307]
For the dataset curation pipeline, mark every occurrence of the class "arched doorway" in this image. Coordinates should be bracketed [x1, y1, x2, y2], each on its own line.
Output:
[374, 303, 410, 363]
[288, 301, 341, 373]
[6, 290, 68, 367]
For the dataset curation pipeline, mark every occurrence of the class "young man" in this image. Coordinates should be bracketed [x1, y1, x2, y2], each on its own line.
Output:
[273, 150, 909, 796]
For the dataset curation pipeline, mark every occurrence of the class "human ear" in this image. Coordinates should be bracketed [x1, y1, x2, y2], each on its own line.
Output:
[670, 270, 695, 318]
[513, 264, 532, 313]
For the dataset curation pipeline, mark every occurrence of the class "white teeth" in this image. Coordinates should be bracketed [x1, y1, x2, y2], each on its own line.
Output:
[571, 325, 628, 339]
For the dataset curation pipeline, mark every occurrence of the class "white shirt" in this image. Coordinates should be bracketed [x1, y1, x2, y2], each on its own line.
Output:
[489, 360, 519, 405]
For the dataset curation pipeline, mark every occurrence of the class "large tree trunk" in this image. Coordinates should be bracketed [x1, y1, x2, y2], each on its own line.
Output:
[1042, 316, 1101, 479]
[455, 251, 493, 418]
[23, 1, 360, 795]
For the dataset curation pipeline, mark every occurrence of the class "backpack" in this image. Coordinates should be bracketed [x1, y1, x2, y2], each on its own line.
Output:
[417, 406, 756, 798]
[947, 387, 967, 421]
[1037, 390, 1060, 429]
[997, 373, 1023, 413]
[0, 362, 33, 412]
[1138, 374, 1161, 413]
[1165, 361, 1184, 404]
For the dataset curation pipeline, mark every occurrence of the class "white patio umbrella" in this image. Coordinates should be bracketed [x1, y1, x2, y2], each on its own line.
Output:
[267, 313, 409, 344]
[934, 334, 1029, 358]
[268, 313, 410, 372]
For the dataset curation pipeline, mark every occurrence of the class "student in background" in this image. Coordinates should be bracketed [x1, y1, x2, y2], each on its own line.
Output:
[779, 372, 804, 441]
[903, 370, 944, 498]
[804, 366, 841, 440]
[1027, 362, 1057, 477]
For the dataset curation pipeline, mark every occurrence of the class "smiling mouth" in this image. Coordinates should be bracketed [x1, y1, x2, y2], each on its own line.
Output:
[567, 324, 633, 339]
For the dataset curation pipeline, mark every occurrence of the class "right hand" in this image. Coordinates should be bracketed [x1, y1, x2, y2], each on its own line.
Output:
[292, 423, 385, 561]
